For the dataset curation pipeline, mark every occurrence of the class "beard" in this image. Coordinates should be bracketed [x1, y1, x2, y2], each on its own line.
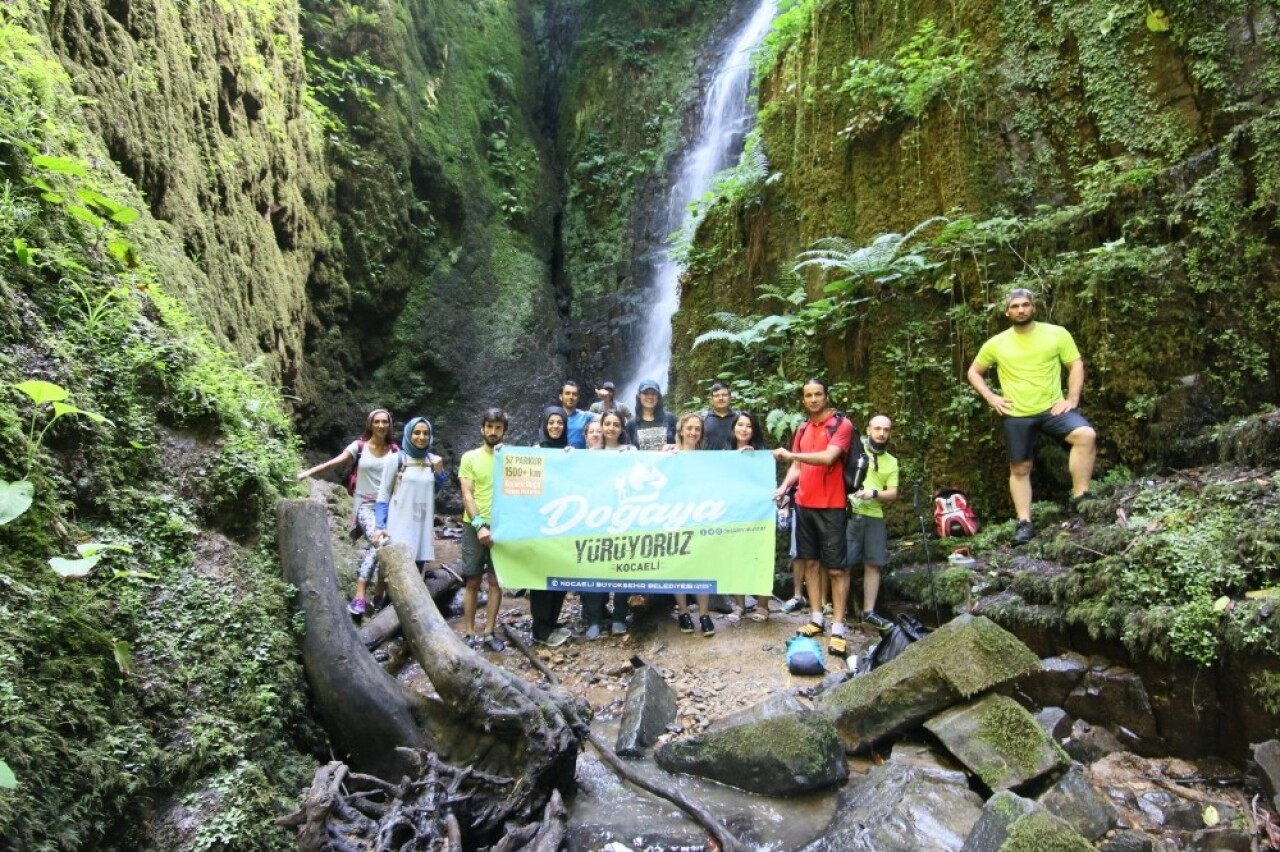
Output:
[867, 438, 888, 453]
[1010, 314, 1034, 326]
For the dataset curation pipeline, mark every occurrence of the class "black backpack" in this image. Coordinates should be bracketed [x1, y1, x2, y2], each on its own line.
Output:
[795, 413, 869, 496]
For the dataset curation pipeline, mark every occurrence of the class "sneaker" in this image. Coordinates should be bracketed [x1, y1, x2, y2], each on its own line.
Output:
[585, 624, 603, 641]
[948, 547, 977, 567]
[780, 596, 806, 614]
[483, 633, 505, 652]
[347, 597, 367, 617]
[1012, 520, 1035, 546]
[797, 620, 824, 638]
[1070, 491, 1094, 512]
[463, 634, 479, 650]
[828, 633, 849, 659]
[743, 595, 758, 612]
[862, 611, 893, 632]
[699, 615, 715, 637]
[822, 602, 834, 618]
[372, 591, 391, 611]
[611, 622, 628, 636]
[678, 612, 695, 633]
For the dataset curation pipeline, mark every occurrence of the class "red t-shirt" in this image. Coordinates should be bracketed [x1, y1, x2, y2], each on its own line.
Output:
[791, 413, 853, 509]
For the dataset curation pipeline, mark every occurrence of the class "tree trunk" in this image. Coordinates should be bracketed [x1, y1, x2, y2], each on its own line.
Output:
[278, 499, 433, 782]
[358, 566, 460, 650]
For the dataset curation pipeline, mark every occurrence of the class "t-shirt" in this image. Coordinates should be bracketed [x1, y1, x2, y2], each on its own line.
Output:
[588, 401, 634, 421]
[564, 408, 595, 449]
[627, 413, 677, 451]
[791, 413, 854, 510]
[344, 440, 397, 505]
[974, 322, 1082, 417]
[849, 449, 899, 519]
[702, 409, 737, 451]
[458, 446, 497, 522]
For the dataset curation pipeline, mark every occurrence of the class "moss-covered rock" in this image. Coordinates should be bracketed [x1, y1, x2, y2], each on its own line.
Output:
[925, 693, 1069, 792]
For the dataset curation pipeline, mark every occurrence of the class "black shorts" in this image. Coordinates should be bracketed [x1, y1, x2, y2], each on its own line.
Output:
[795, 506, 847, 568]
[461, 524, 495, 578]
[1003, 410, 1092, 463]
[846, 514, 889, 567]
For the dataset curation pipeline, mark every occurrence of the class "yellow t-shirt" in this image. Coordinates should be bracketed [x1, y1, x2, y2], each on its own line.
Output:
[974, 322, 1081, 417]
[459, 447, 496, 522]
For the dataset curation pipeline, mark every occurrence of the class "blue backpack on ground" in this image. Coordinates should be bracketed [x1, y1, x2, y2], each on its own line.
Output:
[786, 635, 825, 676]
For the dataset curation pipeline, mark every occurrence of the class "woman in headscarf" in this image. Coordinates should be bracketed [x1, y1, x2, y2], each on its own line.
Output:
[530, 406, 572, 646]
[375, 416, 445, 581]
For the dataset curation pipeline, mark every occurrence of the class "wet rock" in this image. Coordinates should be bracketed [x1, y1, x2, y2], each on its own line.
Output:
[614, 665, 678, 757]
[925, 694, 1068, 792]
[655, 711, 847, 796]
[959, 790, 1092, 852]
[1037, 763, 1118, 840]
[815, 615, 1040, 753]
[1063, 718, 1125, 764]
[797, 759, 983, 851]
[1189, 827, 1252, 851]
[1064, 663, 1165, 754]
[707, 691, 807, 731]
[1009, 652, 1089, 709]
[1253, 739, 1280, 810]
[1035, 706, 1072, 740]
[1136, 788, 1204, 829]
[1099, 829, 1162, 852]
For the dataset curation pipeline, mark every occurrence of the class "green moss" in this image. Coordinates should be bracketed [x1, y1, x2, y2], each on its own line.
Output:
[973, 695, 1067, 785]
[1002, 809, 1093, 852]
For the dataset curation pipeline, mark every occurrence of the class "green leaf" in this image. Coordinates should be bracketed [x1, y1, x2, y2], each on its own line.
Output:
[1146, 8, 1170, 31]
[1202, 804, 1219, 826]
[1212, 595, 1230, 613]
[0, 480, 34, 525]
[106, 238, 139, 268]
[112, 640, 133, 675]
[78, 541, 132, 558]
[0, 759, 16, 789]
[13, 380, 69, 405]
[31, 153, 88, 176]
[51, 401, 111, 425]
[129, 440, 146, 450]
[13, 238, 32, 265]
[48, 554, 102, 578]
[66, 204, 106, 229]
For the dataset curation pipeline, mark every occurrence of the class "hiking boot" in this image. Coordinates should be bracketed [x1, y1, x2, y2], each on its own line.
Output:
[862, 611, 893, 632]
[678, 612, 695, 633]
[828, 633, 849, 659]
[585, 624, 603, 641]
[699, 615, 715, 637]
[1012, 520, 1035, 546]
[611, 622, 628, 636]
[797, 620, 824, 638]
[1070, 492, 1094, 512]
[483, 633, 505, 652]
[347, 597, 367, 617]
[780, 596, 806, 614]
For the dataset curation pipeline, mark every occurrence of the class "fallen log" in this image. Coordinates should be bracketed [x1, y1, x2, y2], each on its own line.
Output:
[358, 565, 461, 651]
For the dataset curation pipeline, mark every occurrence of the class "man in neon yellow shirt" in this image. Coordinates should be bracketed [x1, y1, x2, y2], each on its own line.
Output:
[844, 415, 899, 652]
[460, 407, 509, 651]
[967, 288, 1097, 546]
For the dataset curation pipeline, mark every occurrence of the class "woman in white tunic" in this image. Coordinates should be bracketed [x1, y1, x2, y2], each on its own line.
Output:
[374, 417, 444, 571]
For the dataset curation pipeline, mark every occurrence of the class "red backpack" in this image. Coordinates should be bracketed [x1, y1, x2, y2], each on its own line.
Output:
[934, 488, 981, 537]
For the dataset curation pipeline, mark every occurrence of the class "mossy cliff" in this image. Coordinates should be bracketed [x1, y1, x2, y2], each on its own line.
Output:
[673, 0, 1280, 514]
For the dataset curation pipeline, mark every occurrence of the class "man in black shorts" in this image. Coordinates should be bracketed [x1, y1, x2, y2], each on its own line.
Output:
[967, 288, 1097, 545]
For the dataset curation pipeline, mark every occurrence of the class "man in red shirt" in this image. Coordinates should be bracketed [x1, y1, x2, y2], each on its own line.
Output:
[773, 379, 855, 657]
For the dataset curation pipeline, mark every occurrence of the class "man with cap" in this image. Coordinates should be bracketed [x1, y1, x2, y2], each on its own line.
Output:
[967, 287, 1097, 546]
[589, 381, 633, 422]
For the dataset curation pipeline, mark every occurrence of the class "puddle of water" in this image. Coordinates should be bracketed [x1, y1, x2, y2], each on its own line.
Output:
[566, 719, 841, 851]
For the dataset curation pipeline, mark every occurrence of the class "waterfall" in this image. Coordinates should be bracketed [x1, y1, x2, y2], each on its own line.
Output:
[620, 0, 777, 405]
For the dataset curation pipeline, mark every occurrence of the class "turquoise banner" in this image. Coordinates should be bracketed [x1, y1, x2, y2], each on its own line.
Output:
[491, 447, 776, 594]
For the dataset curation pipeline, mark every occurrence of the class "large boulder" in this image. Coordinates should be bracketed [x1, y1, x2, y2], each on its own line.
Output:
[815, 615, 1040, 753]
[1037, 763, 1118, 840]
[654, 711, 847, 796]
[925, 694, 1069, 792]
[1253, 739, 1280, 811]
[960, 790, 1092, 852]
[614, 663, 678, 757]
[797, 744, 984, 851]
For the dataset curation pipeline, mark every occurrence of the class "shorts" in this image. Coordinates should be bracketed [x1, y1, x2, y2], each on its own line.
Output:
[794, 506, 847, 568]
[846, 513, 889, 567]
[461, 523, 495, 579]
[1003, 409, 1092, 463]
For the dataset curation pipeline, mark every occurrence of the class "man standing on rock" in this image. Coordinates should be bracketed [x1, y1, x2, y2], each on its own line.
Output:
[559, 381, 594, 449]
[967, 288, 1097, 546]
[846, 415, 899, 647]
[773, 379, 855, 658]
[701, 381, 738, 451]
[588, 381, 633, 422]
[459, 407, 509, 652]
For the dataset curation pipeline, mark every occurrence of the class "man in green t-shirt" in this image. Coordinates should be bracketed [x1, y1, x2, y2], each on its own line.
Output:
[844, 415, 899, 651]
[967, 288, 1097, 546]
[459, 407, 509, 652]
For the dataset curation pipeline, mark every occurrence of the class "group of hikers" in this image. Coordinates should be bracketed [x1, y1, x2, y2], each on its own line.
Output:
[298, 287, 1096, 661]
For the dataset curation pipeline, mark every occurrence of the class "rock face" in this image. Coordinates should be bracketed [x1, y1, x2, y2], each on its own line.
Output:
[798, 749, 984, 851]
[654, 711, 847, 796]
[924, 694, 1069, 792]
[815, 615, 1040, 752]
[1037, 763, 1118, 841]
[1064, 663, 1166, 755]
[614, 664, 678, 757]
[1254, 739, 1280, 811]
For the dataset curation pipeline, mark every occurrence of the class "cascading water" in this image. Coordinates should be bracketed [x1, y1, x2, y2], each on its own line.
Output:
[620, 0, 777, 405]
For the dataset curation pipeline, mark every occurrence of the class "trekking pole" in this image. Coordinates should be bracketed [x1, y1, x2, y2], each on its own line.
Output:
[913, 481, 942, 626]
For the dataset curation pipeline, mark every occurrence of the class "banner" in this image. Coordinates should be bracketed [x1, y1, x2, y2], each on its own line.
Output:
[491, 447, 776, 594]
